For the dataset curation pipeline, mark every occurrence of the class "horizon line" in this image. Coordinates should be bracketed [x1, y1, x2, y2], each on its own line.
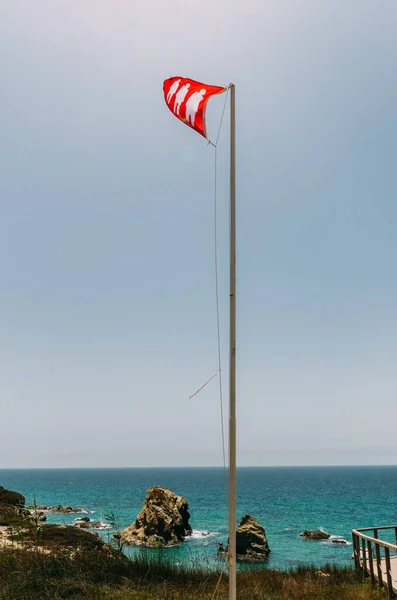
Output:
[1, 464, 396, 470]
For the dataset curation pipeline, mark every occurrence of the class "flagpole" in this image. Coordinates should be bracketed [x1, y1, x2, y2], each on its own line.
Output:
[228, 82, 237, 600]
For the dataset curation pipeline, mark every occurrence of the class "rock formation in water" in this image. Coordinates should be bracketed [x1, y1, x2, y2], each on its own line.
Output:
[27, 505, 89, 514]
[119, 486, 192, 547]
[219, 515, 270, 562]
[235, 515, 271, 561]
[300, 529, 330, 540]
[73, 517, 109, 530]
[49, 505, 88, 514]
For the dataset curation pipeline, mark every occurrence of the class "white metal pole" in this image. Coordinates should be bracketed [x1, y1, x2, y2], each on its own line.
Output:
[228, 82, 237, 600]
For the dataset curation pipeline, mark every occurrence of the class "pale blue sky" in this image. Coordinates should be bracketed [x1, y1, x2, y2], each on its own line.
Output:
[1, 0, 397, 467]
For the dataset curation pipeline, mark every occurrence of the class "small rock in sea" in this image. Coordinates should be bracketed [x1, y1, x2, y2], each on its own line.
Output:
[300, 530, 330, 541]
[28, 504, 88, 514]
[331, 539, 347, 545]
[74, 519, 90, 529]
[73, 517, 110, 530]
[94, 521, 111, 530]
[221, 515, 270, 562]
[49, 505, 88, 514]
[31, 510, 47, 522]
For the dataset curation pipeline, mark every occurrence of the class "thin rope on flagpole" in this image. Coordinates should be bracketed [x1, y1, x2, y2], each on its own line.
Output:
[215, 87, 230, 147]
[188, 370, 220, 400]
[214, 87, 230, 479]
[187, 87, 229, 483]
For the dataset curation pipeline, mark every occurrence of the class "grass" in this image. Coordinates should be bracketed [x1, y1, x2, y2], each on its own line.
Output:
[0, 540, 388, 600]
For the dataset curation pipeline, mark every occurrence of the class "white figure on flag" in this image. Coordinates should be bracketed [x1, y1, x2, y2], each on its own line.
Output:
[174, 83, 191, 115]
[185, 89, 207, 127]
[166, 79, 181, 103]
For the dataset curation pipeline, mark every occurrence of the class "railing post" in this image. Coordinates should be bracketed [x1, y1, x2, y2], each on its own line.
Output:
[368, 541, 375, 584]
[373, 530, 383, 589]
[352, 533, 358, 569]
[385, 547, 393, 600]
[395, 527, 397, 555]
[362, 538, 368, 577]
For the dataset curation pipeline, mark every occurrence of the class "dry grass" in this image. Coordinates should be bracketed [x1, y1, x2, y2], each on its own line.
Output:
[0, 542, 388, 600]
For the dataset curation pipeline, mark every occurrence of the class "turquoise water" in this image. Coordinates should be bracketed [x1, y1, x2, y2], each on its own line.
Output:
[1, 466, 397, 570]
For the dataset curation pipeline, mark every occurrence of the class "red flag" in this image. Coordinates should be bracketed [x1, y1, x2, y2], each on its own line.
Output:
[163, 77, 226, 139]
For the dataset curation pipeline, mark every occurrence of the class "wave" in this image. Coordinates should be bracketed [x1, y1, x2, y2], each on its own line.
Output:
[321, 535, 351, 546]
[189, 529, 218, 539]
[276, 528, 297, 534]
[72, 518, 112, 530]
[92, 521, 112, 530]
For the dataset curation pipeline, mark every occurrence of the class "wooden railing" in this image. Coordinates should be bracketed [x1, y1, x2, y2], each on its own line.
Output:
[352, 526, 397, 600]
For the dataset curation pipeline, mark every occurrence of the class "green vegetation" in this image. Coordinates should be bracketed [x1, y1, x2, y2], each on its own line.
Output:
[0, 542, 387, 600]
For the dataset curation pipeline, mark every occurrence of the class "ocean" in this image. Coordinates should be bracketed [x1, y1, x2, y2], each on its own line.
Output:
[1, 466, 397, 570]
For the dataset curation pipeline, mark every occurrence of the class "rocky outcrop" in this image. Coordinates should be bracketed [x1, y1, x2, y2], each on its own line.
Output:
[300, 530, 330, 540]
[235, 515, 270, 561]
[0, 486, 25, 507]
[219, 515, 270, 562]
[0, 486, 30, 526]
[119, 486, 192, 547]
[50, 505, 88, 514]
[4, 523, 106, 553]
[0, 504, 30, 527]
[0, 486, 109, 557]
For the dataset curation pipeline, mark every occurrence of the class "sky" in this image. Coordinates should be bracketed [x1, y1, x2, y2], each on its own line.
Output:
[1, 0, 397, 468]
